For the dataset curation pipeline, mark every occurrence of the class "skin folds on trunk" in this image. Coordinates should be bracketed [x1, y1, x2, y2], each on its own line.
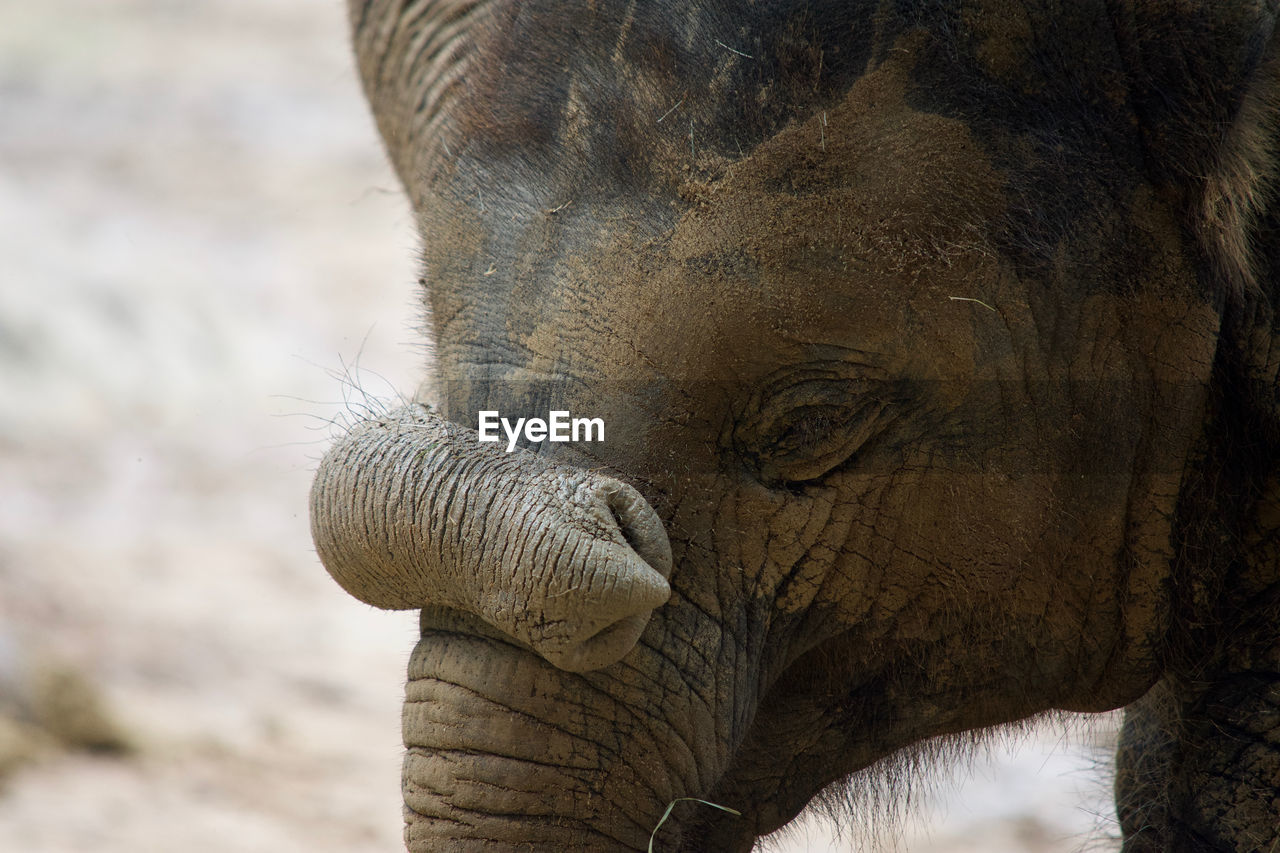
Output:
[309, 404, 672, 672]
[402, 625, 670, 852]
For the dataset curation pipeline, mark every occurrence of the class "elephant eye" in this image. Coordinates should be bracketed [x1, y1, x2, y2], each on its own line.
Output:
[736, 375, 901, 485]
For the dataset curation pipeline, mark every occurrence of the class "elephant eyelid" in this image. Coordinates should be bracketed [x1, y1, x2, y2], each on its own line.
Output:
[735, 377, 903, 484]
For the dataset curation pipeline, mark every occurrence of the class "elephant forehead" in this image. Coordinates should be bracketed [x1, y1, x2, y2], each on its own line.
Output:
[419, 16, 1207, 397]
[508, 47, 1006, 387]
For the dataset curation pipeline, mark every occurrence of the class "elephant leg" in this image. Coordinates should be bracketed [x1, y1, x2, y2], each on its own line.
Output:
[1116, 645, 1280, 852]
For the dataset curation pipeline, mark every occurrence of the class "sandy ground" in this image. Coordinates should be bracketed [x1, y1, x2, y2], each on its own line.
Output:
[0, 2, 1121, 850]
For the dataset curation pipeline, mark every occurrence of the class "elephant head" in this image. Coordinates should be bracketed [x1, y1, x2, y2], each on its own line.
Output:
[312, 1, 1280, 850]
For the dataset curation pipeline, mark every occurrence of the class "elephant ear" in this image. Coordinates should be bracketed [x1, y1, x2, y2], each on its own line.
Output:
[1110, 2, 1280, 303]
[1116, 2, 1280, 597]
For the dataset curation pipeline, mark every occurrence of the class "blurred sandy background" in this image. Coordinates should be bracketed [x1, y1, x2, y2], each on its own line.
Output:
[0, 1, 1120, 850]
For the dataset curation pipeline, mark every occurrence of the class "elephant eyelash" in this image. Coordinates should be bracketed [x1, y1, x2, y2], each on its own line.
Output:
[771, 404, 874, 453]
[735, 379, 901, 485]
[764, 401, 892, 480]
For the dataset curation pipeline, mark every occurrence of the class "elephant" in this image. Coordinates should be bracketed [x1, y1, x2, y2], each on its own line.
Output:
[310, 1, 1280, 850]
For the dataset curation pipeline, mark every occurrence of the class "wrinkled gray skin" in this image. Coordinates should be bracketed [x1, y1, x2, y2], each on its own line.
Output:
[312, 1, 1280, 850]
[314, 409, 672, 672]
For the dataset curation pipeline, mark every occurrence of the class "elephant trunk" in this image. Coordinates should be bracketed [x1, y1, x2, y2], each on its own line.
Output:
[309, 403, 672, 672]
[402, 627, 669, 852]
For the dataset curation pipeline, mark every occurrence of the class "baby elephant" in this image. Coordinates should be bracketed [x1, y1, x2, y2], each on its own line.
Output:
[313, 1, 1280, 850]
